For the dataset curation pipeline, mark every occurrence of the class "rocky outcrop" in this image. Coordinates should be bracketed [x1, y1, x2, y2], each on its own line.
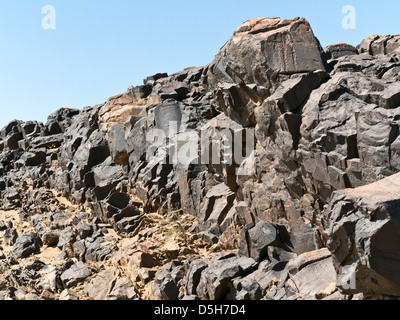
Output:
[1, 16, 400, 300]
[324, 172, 400, 296]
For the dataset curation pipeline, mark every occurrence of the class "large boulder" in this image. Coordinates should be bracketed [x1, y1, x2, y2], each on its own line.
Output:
[239, 221, 289, 262]
[60, 261, 92, 288]
[285, 248, 337, 298]
[99, 86, 152, 131]
[324, 43, 358, 60]
[206, 17, 327, 89]
[324, 172, 400, 296]
[196, 252, 258, 300]
[12, 233, 42, 258]
[357, 35, 400, 56]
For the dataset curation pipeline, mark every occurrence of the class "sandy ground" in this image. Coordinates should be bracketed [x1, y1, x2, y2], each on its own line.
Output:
[0, 209, 62, 266]
[0, 210, 19, 225]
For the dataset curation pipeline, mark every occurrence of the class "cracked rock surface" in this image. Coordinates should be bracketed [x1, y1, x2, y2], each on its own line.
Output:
[1, 16, 400, 300]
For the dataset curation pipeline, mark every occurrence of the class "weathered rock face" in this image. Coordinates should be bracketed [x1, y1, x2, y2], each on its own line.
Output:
[357, 35, 400, 56]
[324, 43, 358, 60]
[2, 16, 400, 300]
[99, 66, 206, 131]
[324, 172, 400, 296]
[207, 17, 327, 89]
[99, 88, 151, 132]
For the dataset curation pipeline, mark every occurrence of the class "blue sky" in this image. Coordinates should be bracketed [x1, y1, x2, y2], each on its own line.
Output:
[1, 0, 399, 129]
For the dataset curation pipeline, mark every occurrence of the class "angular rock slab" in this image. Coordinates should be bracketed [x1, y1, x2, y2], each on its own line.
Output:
[196, 253, 258, 300]
[324, 43, 358, 60]
[286, 248, 337, 297]
[61, 261, 92, 289]
[324, 172, 400, 296]
[239, 221, 279, 262]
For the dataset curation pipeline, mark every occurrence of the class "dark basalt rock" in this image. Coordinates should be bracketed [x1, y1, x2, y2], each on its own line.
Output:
[2, 16, 400, 300]
[12, 233, 42, 259]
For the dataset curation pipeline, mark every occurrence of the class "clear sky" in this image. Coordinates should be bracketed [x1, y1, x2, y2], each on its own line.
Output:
[1, 0, 400, 130]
